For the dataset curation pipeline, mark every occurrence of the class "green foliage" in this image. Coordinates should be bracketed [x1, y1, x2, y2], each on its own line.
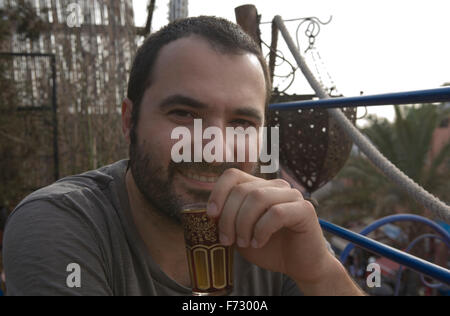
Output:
[319, 103, 450, 221]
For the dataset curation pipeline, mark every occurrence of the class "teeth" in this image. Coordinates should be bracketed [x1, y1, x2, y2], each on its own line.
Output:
[183, 171, 218, 183]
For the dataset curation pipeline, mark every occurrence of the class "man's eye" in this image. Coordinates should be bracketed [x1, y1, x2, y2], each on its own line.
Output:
[169, 110, 195, 119]
[231, 119, 255, 128]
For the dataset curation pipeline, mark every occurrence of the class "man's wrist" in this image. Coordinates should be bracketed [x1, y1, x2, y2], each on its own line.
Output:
[294, 255, 365, 296]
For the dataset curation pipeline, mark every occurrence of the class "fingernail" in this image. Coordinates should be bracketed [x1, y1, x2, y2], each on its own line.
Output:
[207, 202, 218, 217]
[237, 237, 248, 248]
[251, 239, 259, 249]
[220, 233, 229, 245]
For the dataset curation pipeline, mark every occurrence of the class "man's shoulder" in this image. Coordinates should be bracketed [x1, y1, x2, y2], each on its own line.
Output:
[1, 161, 129, 296]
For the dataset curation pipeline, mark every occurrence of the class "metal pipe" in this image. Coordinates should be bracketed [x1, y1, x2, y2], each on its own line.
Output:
[319, 219, 450, 285]
[340, 214, 450, 264]
[0, 52, 55, 57]
[394, 234, 447, 295]
[51, 54, 59, 181]
[269, 87, 450, 110]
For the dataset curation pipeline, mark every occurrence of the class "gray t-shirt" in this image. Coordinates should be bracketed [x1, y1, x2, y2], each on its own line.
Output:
[3, 160, 303, 296]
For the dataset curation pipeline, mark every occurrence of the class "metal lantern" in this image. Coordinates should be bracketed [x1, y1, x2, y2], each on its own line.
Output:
[268, 99, 357, 194]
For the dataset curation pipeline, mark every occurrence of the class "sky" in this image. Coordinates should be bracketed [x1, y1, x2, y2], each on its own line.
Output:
[132, 0, 450, 124]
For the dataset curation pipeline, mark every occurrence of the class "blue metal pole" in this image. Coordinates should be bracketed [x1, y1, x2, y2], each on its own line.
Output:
[269, 87, 450, 110]
[339, 214, 450, 264]
[394, 234, 447, 295]
[319, 219, 450, 285]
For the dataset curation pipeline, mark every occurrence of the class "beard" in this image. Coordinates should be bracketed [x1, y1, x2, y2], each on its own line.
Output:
[129, 133, 260, 225]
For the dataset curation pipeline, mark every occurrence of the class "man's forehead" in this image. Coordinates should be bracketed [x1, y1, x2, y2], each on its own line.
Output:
[161, 35, 222, 54]
[147, 35, 267, 117]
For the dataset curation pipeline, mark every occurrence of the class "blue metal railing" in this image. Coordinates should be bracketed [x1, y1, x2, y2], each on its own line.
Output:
[269, 86, 450, 110]
[395, 234, 448, 295]
[339, 214, 450, 264]
[319, 219, 450, 285]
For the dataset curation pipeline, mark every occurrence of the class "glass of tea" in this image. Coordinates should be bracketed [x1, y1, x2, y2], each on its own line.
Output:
[181, 203, 234, 296]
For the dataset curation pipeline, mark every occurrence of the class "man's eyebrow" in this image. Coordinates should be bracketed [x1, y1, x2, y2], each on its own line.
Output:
[232, 107, 264, 124]
[159, 94, 209, 110]
[159, 94, 263, 123]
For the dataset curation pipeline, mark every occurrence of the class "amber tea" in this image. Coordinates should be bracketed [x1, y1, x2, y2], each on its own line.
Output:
[181, 203, 234, 296]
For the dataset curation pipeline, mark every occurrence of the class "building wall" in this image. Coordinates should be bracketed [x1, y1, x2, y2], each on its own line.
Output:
[168, 0, 188, 22]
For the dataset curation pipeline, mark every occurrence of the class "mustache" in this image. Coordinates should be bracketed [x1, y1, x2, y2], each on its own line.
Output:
[171, 161, 242, 176]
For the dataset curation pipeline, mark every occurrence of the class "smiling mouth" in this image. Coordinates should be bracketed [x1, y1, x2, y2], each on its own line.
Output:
[177, 169, 219, 183]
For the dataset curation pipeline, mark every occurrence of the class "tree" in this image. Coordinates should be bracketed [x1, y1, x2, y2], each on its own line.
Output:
[138, 0, 157, 36]
[319, 103, 450, 223]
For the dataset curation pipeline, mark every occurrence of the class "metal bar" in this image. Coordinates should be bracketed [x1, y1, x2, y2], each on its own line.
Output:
[269, 87, 450, 110]
[0, 52, 55, 57]
[268, 19, 279, 85]
[16, 106, 53, 111]
[319, 219, 450, 285]
[339, 214, 450, 264]
[51, 54, 59, 181]
[235, 5, 262, 49]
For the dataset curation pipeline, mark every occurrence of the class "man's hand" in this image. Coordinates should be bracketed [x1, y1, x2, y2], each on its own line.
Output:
[206, 168, 363, 295]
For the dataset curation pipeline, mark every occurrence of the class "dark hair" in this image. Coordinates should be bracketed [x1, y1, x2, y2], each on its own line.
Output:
[126, 16, 271, 133]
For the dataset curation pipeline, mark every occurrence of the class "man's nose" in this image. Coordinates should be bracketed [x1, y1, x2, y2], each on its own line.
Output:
[201, 120, 235, 166]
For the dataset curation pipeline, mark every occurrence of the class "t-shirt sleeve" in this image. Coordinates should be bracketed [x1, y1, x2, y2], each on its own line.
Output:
[281, 274, 303, 296]
[2, 198, 113, 296]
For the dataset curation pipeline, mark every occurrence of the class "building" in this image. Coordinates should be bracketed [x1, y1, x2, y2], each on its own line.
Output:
[168, 0, 188, 22]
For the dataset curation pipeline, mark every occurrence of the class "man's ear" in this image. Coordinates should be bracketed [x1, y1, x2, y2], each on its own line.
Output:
[122, 98, 133, 144]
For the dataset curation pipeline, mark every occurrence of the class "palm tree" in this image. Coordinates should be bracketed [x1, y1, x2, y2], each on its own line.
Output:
[318, 103, 450, 222]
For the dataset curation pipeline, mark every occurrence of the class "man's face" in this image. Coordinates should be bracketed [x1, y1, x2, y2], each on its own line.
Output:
[129, 36, 267, 223]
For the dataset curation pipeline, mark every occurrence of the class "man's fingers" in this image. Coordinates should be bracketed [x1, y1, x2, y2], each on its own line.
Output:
[252, 200, 316, 249]
[217, 180, 293, 245]
[234, 187, 303, 248]
[206, 168, 255, 218]
[207, 168, 289, 218]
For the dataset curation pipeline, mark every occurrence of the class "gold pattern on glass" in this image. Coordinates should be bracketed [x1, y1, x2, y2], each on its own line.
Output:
[193, 248, 210, 290]
[211, 247, 226, 289]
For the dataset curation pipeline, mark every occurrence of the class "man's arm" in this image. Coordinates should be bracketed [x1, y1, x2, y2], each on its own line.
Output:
[293, 254, 364, 296]
[3, 199, 112, 295]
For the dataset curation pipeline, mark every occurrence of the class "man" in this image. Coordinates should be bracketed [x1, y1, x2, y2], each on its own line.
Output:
[3, 16, 363, 295]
